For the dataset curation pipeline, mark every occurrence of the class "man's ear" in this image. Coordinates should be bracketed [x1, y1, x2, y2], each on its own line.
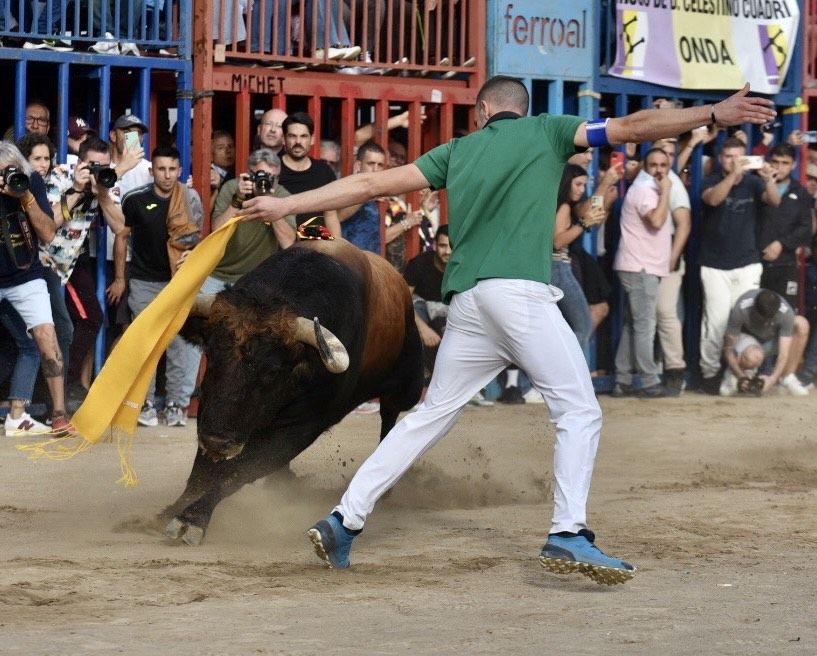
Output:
[353, 160, 361, 174]
[148, 167, 153, 177]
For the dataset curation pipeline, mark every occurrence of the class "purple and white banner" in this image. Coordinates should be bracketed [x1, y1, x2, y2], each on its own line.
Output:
[610, 0, 800, 94]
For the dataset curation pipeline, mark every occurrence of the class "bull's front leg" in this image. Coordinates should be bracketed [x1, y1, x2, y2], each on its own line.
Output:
[164, 430, 323, 545]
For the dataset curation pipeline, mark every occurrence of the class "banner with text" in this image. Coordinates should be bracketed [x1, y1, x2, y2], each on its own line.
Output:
[609, 0, 800, 93]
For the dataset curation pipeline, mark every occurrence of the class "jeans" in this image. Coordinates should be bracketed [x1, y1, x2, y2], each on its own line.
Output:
[93, 0, 144, 39]
[251, 0, 351, 54]
[35, 0, 64, 35]
[129, 278, 199, 408]
[0, 301, 41, 402]
[551, 260, 592, 366]
[615, 270, 661, 388]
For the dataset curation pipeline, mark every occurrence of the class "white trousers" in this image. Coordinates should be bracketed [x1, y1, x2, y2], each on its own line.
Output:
[335, 279, 603, 534]
[699, 263, 762, 378]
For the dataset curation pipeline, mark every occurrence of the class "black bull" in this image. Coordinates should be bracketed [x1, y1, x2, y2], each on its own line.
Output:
[159, 239, 424, 545]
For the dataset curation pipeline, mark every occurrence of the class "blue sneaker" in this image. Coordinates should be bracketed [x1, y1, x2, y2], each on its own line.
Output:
[308, 513, 356, 569]
[539, 529, 636, 585]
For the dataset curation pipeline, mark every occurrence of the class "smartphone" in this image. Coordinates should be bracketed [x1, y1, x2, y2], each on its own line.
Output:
[590, 195, 604, 209]
[803, 130, 817, 144]
[743, 155, 764, 170]
[124, 131, 140, 150]
[610, 151, 625, 170]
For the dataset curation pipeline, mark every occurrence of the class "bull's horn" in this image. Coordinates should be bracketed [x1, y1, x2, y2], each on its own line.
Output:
[294, 316, 350, 374]
[190, 294, 217, 317]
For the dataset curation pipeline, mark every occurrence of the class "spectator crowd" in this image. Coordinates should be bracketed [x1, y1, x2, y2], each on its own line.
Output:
[2, 93, 817, 437]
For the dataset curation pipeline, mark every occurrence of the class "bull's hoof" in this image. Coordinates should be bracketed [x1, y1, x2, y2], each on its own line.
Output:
[164, 517, 206, 546]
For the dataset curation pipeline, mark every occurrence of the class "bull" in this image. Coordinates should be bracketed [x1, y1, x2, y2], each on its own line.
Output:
[160, 239, 424, 545]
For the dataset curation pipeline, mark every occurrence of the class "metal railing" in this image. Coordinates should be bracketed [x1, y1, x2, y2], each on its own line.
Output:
[209, 0, 479, 76]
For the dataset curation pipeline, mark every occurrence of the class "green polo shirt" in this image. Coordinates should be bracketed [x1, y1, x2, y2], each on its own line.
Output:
[415, 112, 583, 302]
[212, 179, 297, 283]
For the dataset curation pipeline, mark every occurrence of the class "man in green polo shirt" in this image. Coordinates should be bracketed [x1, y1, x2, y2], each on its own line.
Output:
[242, 76, 776, 584]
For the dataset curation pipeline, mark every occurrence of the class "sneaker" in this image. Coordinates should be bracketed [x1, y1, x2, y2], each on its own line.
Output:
[699, 375, 721, 396]
[779, 372, 809, 397]
[307, 513, 357, 568]
[50, 412, 77, 437]
[639, 383, 668, 398]
[313, 46, 348, 60]
[468, 391, 494, 407]
[354, 401, 380, 414]
[663, 368, 686, 397]
[119, 41, 140, 56]
[522, 388, 545, 404]
[610, 382, 636, 398]
[138, 401, 159, 427]
[498, 385, 524, 404]
[719, 370, 738, 397]
[539, 528, 636, 585]
[23, 39, 72, 52]
[90, 33, 119, 54]
[4, 412, 51, 436]
[165, 402, 187, 427]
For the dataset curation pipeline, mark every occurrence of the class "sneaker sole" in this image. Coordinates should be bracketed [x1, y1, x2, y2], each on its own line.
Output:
[307, 527, 334, 568]
[538, 555, 636, 585]
[138, 418, 159, 427]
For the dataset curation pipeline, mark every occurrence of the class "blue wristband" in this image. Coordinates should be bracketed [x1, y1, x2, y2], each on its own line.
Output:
[586, 118, 610, 148]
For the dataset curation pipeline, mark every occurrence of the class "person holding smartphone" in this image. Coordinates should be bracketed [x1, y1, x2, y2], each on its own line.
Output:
[698, 137, 781, 394]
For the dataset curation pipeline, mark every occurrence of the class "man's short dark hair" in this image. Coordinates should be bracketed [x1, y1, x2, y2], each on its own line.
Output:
[722, 136, 747, 151]
[78, 136, 111, 161]
[435, 224, 449, 241]
[476, 76, 529, 116]
[356, 140, 385, 161]
[151, 145, 181, 162]
[770, 143, 796, 160]
[283, 112, 314, 135]
[644, 147, 669, 163]
[212, 129, 232, 141]
[754, 289, 781, 320]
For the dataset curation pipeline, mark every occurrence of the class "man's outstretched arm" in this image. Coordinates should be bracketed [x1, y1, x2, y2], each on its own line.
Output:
[574, 83, 776, 148]
[240, 164, 431, 223]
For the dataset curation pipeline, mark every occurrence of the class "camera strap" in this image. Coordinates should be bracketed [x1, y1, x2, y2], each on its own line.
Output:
[0, 206, 35, 271]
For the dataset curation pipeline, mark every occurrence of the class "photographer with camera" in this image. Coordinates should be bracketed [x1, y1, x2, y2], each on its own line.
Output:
[0, 142, 75, 436]
[39, 136, 125, 404]
[720, 289, 810, 397]
[206, 148, 296, 295]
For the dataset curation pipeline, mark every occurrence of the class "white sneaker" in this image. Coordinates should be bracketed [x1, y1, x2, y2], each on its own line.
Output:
[165, 403, 187, 427]
[120, 41, 140, 56]
[780, 373, 809, 397]
[719, 370, 738, 396]
[138, 401, 159, 427]
[91, 33, 119, 54]
[468, 392, 494, 407]
[522, 388, 545, 404]
[354, 401, 380, 414]
[4, 412, 51, 436]
[23, 39, 72, 52]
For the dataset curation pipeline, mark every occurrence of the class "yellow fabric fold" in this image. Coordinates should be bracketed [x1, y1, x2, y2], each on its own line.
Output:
[71, 216, 243, 443]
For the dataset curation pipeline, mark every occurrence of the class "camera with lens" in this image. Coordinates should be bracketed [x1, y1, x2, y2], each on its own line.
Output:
[250, 170, 274, 196]
[2, 166, 30, 194]
[88, 162, 118, 189]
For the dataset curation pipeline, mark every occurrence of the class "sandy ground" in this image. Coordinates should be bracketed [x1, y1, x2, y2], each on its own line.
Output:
[2, 392, 817, 655]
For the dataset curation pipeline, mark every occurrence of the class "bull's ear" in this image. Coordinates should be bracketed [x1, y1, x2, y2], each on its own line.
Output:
[179, 315, 210, 348]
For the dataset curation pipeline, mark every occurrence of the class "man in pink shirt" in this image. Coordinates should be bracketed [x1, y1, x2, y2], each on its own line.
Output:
[612, 148, 674, 398]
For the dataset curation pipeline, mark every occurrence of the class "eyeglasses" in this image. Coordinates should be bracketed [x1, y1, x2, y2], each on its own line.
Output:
[26, 115, 49, 125]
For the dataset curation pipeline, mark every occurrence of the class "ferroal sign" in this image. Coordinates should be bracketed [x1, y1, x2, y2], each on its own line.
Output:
[492, 1, 596, 80]
[502, 4, 587, 49]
